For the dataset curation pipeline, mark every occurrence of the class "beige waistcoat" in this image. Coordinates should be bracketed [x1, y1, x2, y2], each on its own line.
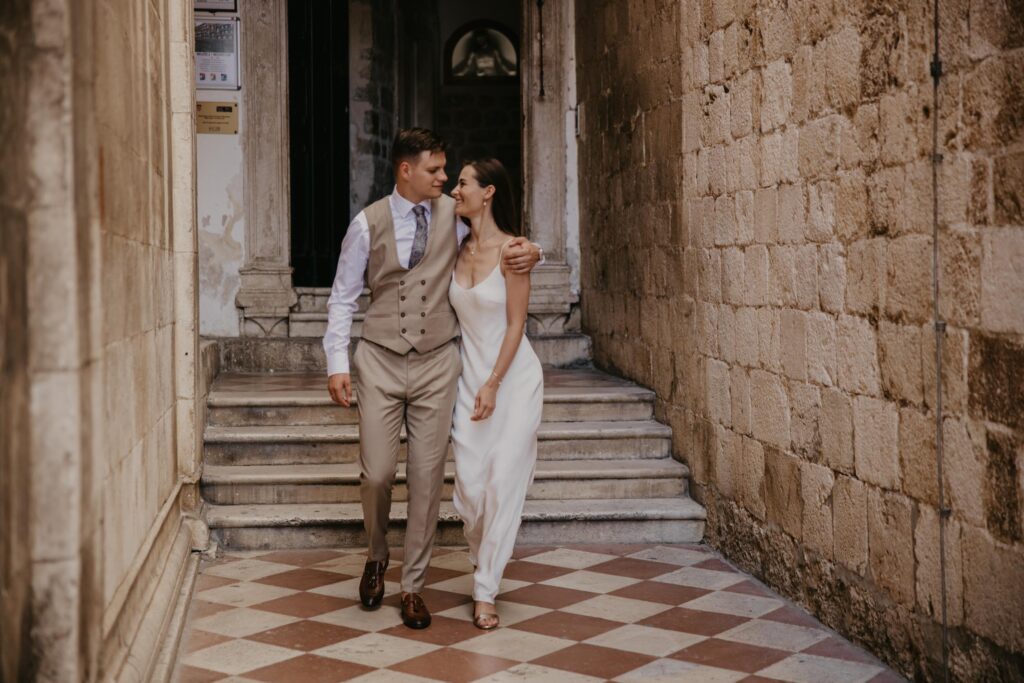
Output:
[359, 194, 461, 355]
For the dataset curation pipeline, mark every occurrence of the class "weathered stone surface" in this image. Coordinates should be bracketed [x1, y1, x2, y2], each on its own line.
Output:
[780, 309, 807, 380]
[853, 395, 900, 490]
[805, 311, 837, 386]
[898, 407, 939, 506]
[914, 504, 964, 625]
[821, 387, 854, 473]
[833, 474, 868, 573]
[993, 152, 1024, 226]
[879, 91, 916, 166]
[968, 332, 1024, 431]
[801, 461, 834, 558]
[789, 381, 821, 460]
[708, 360, 732, 428]
[754, 186, 778, 243]
[983, 428, 1022, 544]
[867, 487, 915, 605]
[715, 425, 743, 499]
[740, 436, 766, 520]
[844, 239, 886, 317]
[962, 527, 1024, 653]
[837, 314, 881, 396]
[980, 228, 1024, 333]
[969, 0, 1024, 58]
[836, 171, 869, 243]
[962, 51, 1024, 150]
[885, 235, 932, 323]
[731, 365, 752, 435]
[922, 324, 968, 415]
[943, 417, 987, 529]
[750, 370, 791, 450]
[878, 321, 923, 404]
[816, 243, 846, 315]
[743, 245, 769, 306]
[757, 307, 782, 372]
[936, 228, 982, 328]
[798, 115, 841, 179]
[577, 1, 1024, 676]
[760, 59, 793, 132]
[765, 446, 803, 539]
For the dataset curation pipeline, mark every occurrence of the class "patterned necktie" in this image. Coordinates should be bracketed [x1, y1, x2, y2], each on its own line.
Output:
[408, 205, 429, 269]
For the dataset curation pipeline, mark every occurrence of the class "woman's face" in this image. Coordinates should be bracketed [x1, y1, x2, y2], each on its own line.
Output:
[452, 166, 492, 218]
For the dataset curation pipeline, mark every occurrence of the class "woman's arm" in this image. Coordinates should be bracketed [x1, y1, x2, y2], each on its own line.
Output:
[471, 259, 531, 421]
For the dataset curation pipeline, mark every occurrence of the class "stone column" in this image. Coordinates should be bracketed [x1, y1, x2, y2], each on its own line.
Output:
[236, 0, 297, 336]
[522, 0, 581, 336]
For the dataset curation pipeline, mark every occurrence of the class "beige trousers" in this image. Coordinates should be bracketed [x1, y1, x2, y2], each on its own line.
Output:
[352, 338, 461, 593]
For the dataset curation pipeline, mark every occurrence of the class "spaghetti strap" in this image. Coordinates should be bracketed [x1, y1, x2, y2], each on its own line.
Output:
[497, 238, 516, 274]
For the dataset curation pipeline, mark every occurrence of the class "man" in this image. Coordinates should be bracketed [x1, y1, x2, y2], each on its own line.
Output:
[324, 128, 541, 629]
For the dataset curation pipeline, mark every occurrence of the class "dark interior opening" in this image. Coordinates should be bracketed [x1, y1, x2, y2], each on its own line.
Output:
[288, 1, 349, 287]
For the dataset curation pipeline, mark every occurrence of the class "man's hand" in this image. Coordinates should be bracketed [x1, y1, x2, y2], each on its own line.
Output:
[502, 236, 542, 274]
[328, 373, 352, 407]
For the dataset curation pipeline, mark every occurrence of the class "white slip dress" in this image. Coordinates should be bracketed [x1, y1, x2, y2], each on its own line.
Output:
[448, 249, 543, 604]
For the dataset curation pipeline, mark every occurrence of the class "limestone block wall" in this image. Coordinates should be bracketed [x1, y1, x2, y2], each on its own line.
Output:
[0, 1, 35, 678]
[576, 0, 1023, 679]
[1, 0, 200, 679]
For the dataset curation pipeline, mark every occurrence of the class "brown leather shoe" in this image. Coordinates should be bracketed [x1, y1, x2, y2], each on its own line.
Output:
[401, 592, 431, 629]
[358, 556, 388, 609]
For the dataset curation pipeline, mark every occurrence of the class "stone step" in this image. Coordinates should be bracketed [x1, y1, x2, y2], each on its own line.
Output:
[288, 312, 363, 339]
[205, 497, 707, 549]
[200, 459, 690, 505]
[203, 420, 673, 466]
[217, 335, 592, 372]
[207, 386, 655, 427]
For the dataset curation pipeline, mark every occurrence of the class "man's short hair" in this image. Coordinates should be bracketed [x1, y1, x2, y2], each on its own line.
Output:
[391, 128, 446, 169]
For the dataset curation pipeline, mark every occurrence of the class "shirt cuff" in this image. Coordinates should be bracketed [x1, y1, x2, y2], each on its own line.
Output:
[326, 352, 350, 377]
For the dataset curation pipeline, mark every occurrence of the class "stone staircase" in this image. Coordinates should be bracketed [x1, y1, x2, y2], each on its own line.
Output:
[285, 287, 593, 368]
[201, 368, 706, 549]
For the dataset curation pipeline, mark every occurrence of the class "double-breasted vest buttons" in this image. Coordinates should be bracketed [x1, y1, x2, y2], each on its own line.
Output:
[359, 195, 460, 355]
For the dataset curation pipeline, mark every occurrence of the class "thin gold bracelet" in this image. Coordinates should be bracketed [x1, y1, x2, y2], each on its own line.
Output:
[490, 371, 502, 385]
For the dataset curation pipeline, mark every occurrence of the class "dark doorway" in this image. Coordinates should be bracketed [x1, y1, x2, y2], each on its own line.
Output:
[436, 1, 522, 201]
[288, 1, 349, 287]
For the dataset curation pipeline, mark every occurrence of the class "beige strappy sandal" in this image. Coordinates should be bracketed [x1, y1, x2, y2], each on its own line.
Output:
[473, 601, 499, 630]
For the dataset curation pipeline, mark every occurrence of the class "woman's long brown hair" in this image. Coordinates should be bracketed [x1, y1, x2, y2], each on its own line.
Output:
[462, 157, 522, 237]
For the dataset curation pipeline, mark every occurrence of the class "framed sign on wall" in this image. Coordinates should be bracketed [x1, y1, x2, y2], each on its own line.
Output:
[195, 15, 241, 90]
[195, 0, 236, 11]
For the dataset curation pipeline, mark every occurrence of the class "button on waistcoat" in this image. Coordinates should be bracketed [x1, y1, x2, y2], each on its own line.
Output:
[359, 194, 460, 355]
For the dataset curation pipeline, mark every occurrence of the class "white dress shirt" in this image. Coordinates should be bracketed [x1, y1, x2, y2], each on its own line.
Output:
[324, 188, 470, 376]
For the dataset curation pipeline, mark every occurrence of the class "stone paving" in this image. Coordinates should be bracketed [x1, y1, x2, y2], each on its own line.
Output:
[174, 543, 905, 682]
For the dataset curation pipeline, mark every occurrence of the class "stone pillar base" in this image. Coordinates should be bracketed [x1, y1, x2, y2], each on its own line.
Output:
[529, 263, 580, 335]
[236, 266, 298, 337]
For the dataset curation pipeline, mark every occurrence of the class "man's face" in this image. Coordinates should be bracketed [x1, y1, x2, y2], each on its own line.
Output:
[401, 151, 447, 201]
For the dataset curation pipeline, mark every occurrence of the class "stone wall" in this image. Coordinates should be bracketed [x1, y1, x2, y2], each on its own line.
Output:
[576, 0, 1023, 679]
[1, 0, 200, 679]
[0, 1, 35, 678]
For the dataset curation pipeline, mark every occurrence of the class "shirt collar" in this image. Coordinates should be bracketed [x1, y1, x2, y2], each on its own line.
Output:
[390, 186, 431, 219]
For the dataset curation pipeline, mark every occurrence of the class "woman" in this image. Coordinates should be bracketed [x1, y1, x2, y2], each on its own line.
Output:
[449, 158, 543, 630]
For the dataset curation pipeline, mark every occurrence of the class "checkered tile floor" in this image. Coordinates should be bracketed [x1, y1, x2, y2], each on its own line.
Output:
[174, 544, 904, 682]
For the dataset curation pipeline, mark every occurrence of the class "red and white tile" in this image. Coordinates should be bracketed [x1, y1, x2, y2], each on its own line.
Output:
[174, 544, 904, 683]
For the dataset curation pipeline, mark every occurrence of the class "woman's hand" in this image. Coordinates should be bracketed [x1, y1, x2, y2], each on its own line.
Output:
[472, 380, 498, 421]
